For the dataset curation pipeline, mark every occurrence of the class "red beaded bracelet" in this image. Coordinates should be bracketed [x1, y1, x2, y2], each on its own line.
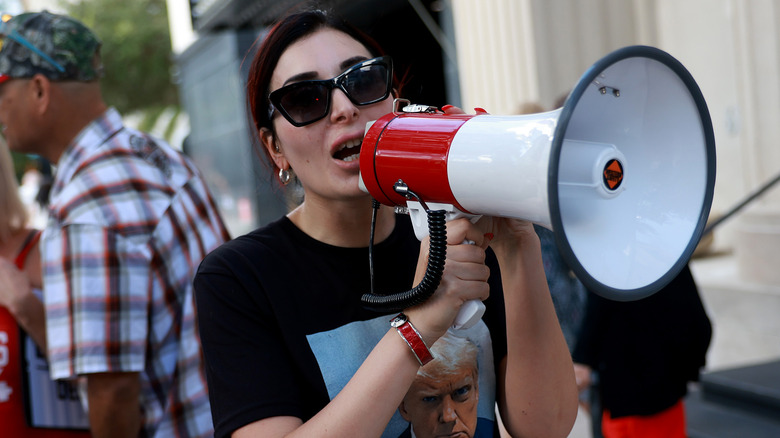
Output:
[390, 313, 433, 366]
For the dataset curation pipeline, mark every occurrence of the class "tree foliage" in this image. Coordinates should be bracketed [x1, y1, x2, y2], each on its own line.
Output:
[63, 0, 178, 114]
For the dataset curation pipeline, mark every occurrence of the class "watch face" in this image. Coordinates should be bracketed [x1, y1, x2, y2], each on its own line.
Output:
[390, 314, 407, 328]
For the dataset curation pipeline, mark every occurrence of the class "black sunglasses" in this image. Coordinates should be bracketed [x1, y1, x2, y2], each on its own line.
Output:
[268, 56, 393, 127]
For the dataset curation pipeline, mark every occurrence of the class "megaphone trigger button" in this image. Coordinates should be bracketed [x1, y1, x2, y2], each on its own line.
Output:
[401, 103, 438, 113]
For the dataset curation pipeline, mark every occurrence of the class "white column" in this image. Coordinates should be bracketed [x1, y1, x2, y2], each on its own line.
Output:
[165, 0, 196, 55]
[451, 0, 539, 114]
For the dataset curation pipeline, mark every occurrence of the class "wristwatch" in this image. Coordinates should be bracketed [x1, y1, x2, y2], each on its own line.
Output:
[390, 313, 434, 366]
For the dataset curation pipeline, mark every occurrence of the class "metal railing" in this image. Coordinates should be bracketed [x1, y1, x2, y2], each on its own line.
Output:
[704, 171, 780, 236]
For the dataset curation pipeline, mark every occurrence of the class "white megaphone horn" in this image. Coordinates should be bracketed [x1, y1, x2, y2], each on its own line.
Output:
[359, 45, 716, 330]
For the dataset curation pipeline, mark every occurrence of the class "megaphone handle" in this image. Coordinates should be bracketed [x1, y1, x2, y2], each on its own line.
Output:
[452, 300, 486, 330]
[451, 238, 486, 330]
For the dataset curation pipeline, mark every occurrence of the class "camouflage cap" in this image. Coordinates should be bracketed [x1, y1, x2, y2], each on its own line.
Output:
[0, 10, 102, 82]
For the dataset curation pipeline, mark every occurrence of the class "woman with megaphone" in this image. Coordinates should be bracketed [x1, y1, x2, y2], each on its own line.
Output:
[193, 8, 578, 438]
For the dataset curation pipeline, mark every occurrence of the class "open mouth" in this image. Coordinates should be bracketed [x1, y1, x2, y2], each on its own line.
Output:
[333, 138, 362, 162]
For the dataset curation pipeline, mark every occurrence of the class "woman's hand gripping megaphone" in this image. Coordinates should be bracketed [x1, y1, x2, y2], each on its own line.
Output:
[405, 217, 492, 339]
[404, 191, 538, 331]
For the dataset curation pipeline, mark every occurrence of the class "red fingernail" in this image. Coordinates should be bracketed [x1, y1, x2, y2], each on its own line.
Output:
[474, 107, 488, 114]
[484, 233, 494, 241]
[441, 104, 454, 111]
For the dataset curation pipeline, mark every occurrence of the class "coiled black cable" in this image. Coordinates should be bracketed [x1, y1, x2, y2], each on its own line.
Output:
[361, 185, 447, 312]
[368, 198, 381, 297]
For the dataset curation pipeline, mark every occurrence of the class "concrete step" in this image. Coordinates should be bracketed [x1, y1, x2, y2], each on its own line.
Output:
[700, 359, 780, 416]
[685, 360, 780, 438]
[686, 387, 780, 438]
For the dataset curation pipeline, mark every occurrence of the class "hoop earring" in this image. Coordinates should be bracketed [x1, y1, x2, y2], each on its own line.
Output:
[279, 167, 293, 185]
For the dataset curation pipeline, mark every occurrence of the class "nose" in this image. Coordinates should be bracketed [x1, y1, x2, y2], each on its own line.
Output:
[329, 87, 359, 124]
[439, 396, 459, 423]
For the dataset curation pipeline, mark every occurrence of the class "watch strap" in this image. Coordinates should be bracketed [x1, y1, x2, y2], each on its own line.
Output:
[391, 313, 433, 366]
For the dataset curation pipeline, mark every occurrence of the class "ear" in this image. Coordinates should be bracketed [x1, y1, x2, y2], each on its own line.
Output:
[28, 74, 52, 114]
[397, 400, 410, 422]
[259, 126, 289, 170]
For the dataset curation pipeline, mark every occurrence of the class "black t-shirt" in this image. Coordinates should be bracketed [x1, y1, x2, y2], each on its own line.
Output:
[195, 214, 507, 438]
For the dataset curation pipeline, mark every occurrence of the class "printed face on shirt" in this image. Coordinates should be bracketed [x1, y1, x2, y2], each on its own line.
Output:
[399, 361, 480, 438]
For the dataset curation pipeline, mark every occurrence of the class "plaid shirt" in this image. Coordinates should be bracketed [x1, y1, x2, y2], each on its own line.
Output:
[42, 108, 230, 437]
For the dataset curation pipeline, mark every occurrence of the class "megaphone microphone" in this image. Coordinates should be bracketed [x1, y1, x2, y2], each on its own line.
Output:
[359, 45, 716, 330]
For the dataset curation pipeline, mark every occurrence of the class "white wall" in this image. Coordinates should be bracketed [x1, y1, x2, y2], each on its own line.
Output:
[165, 0, 196, 54]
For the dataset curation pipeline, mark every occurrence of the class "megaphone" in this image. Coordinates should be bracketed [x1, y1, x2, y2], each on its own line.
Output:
[359, 45, 716, 328]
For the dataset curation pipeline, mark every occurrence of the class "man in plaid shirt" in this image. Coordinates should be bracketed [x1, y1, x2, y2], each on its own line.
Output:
[0, 11, 230, 437]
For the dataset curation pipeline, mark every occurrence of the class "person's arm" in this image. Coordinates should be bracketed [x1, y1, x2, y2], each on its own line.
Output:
[0, 258, 47, 351]
[229, 219, 491, 438]
[483, 217, 579, 438]
[86, 372, 142, 438]
[234, 328, 423, 438]
[44, 223, 151, 435]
